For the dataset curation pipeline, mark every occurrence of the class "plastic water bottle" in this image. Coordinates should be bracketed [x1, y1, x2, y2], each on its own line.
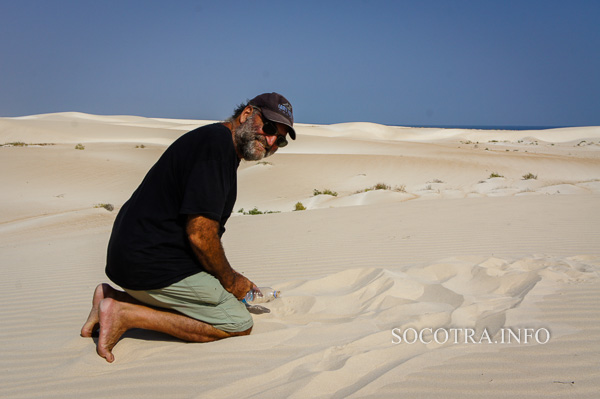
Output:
[242, 287, 280, 304]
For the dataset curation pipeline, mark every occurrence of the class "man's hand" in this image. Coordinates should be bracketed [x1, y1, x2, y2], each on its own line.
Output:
[229, 271, 256, 300]
[186, 215, 255, 300]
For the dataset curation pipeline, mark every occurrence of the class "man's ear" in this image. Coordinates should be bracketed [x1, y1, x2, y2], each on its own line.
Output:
[239, 106, 254, 124]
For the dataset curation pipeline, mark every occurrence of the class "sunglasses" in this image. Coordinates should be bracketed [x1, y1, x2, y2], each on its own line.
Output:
[253, 107, 288, 147]
[262, 120, 288, 148]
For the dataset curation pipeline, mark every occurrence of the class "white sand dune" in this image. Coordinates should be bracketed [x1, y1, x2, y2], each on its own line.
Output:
[1, 113, 599, 398]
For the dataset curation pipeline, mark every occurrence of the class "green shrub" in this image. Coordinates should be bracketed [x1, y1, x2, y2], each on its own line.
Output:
[355, 182, 396, 194]
[373, 183, 391, 190]
[522, 173, 537, 180]
[247, 207, 263, 215]
[2, 142, 54, 147]
[94, 203, 114, 212]
[489, 172, 504, 178]
[294, 202, 306, 211]
[75, 143, 85, 150]
[313, 189, 338, 197]
[238, 207, 280, 215]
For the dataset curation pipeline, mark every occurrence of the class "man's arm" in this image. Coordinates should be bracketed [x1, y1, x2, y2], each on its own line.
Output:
[186, 215, 254, 299]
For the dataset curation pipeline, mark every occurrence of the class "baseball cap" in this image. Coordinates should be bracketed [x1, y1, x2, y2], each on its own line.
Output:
[248, 92, 296, 140]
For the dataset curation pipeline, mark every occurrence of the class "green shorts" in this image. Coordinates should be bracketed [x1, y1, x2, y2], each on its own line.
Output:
[124, 272, 253, 333]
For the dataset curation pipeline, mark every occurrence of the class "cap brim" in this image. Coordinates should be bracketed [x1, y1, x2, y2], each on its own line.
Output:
[261, 109, 296, 140]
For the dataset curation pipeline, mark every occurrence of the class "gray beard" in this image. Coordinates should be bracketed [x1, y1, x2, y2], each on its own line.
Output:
[235, 115, 272, 161]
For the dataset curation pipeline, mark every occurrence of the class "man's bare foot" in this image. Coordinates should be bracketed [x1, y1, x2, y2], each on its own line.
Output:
[81, 283, 113, 337]
[97, 298, 129, 363]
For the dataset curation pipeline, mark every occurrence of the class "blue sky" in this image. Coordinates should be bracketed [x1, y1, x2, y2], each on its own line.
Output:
[1, 0, 599, 127]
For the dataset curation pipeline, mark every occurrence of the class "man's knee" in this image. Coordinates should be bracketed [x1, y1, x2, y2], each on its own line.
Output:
[234, 325, 253, 336]
[220, 313, 253, 337]
[208, 324, 252, 342]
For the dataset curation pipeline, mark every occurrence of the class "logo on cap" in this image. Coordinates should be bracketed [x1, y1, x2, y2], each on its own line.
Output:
[278, 102, 293, 119]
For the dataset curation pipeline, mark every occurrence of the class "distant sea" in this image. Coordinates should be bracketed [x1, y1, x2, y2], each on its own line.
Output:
[402, 125, 569, 131]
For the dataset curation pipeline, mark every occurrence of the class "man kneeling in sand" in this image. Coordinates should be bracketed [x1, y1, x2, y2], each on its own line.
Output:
[81, 93, 295, 362]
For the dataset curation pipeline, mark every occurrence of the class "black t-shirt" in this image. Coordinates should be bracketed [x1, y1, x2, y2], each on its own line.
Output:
[105, 123, 240, 290]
